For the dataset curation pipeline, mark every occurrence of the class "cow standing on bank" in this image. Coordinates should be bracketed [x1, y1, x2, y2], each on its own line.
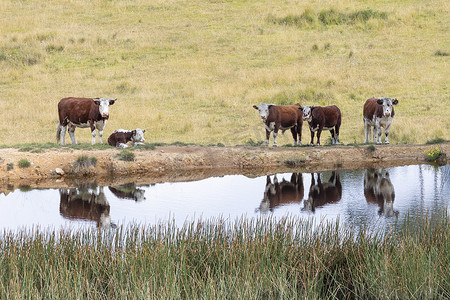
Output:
[56, 97, 117, 145]
[299, 105, 341, 146]
[253, 103, 303, 147]
[363, 97, 398, 144]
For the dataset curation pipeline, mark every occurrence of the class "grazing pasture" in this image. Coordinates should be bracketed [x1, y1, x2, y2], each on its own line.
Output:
[0, 0, 448, 146]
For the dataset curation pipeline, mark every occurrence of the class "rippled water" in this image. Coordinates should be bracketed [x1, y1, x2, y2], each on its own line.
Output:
[0, 164, 448, 232]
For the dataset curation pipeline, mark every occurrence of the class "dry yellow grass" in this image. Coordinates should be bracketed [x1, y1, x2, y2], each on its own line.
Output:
[1, 0, 448, 146]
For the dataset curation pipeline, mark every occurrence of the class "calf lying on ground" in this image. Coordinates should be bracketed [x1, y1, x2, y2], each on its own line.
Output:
[107, 128, 146, 148]
[363, 97, 398, 144]
[299, 105, 341, 146]
[253, 103, 303, 147]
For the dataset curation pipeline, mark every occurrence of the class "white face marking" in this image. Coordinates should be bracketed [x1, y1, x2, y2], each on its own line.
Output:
[254, 103, 272, 121]
[378, 97, 396, 118]
[302, 105, 312, 122]
[133, 128, 146, 142]
[94, 98, 116, 118]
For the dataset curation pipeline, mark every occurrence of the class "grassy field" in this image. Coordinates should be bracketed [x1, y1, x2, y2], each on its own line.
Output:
[0, 0, 449, 146]
[1, 214, 448, 299]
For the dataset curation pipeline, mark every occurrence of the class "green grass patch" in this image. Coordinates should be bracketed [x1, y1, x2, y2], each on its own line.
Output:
[18, 158, 31, 168]
[74, 155, 97, 168]
[426, 138, 446, 144]
[117, 150, 135, 161]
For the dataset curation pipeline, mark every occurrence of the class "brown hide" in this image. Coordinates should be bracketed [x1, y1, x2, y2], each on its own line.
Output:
[258, 173, 304, 212]
[363, 97, 396, 120]
[304, 105, 341, 145]
[108, 131, 134, 147]
[266, 104, 303, 130]
[303, 172, 342, 212]
[58, 97, 105, 129]
[59, 187, 110, 227]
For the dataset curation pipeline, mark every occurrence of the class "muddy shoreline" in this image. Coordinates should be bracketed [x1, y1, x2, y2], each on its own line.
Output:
[0, 143, 448, 191]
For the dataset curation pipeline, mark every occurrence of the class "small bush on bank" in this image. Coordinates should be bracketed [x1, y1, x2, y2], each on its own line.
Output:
[18, 159, 31, 168]
[117, 150, 135, 161]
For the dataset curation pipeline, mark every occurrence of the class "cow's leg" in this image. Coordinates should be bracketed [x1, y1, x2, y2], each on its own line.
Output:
[364, 120, 370, 143]
[330, 129, 335, 144]
[98, 130, 104, 144]
[310, 130, 315, 146]
[60, 125, 67, 145]
[68, 125, 77, 144]
[272, 124, 280, 147]
[91, 129, 97, 145]
[375, 123, 382, 144]
[297, 122, 302, 145]
[384, 123, 392, 144]
[95, 120, 107, 144]
[335, 125, 340, 144]
[265, 129, 270, 146]
[316, 128, 322, 146]
[290, 127, 298, 145]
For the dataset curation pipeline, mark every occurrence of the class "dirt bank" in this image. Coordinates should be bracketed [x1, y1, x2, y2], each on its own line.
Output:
[0, 143, 448, 190]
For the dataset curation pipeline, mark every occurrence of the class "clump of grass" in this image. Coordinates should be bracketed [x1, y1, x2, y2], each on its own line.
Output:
[284, 157, 306, 166]
[117, 150, 135, 161]
[7, 163, 14, 171]
[367, 145, 376, 152]
[434, 50, 449, 56]
[18, 158, 31, 168]
[426, 137, 446, 144]
[424, 146, 446, 164]
[75, 155, 97, 168]
[245, 138, 264, 146]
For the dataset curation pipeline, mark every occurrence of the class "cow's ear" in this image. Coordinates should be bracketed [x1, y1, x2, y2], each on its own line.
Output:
[298, 106, 303, 111]
[132, 130, 136, 136]
[311, 106, 316, 111]
[376, 99, 383, 105]
[253, 105, 258, 110]
[268, 105, 274, 109]
[109, 99, 117, 105]
[143, 129, 146, 133]
[392, 99, 398, 105]
[93, 98, 100, 105]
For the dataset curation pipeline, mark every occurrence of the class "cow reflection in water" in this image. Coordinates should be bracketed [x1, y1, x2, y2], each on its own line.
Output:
[303, 171, 342, 212]
[109, 183, 146, 202]
[59, 184, 112, 228]
[257, 173, 304, 213]
[364, 169, 398, 217]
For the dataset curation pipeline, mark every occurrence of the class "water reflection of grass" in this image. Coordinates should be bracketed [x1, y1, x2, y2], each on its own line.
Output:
[0, 214, 448, 299]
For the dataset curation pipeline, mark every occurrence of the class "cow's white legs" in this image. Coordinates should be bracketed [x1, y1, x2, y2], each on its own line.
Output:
[98, 130, 104, 144]
[68, 127, 77, 144]
[364, 121, 370, 143]
[273, 132, 278, 147]
[91, 130, 97, 145]
[118, 143, 128, 148]
[60, 125, 67, 145]
[384, 123, 392, 144]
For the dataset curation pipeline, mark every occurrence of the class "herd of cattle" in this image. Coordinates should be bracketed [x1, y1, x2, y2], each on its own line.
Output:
[56, 96, 398, 147]
[253, 96, 398, 146]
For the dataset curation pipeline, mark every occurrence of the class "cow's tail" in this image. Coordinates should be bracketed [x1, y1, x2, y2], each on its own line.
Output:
[56, 123, 61, 143]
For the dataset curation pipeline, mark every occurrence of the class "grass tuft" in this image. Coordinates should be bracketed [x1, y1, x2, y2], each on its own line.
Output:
[18, 158, 31, 168]
[117, 150, 135, 161]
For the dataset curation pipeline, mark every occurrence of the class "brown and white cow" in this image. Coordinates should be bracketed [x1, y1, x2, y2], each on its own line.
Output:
[256, 173, 304, 213]
[363, 97, 398, 144]
[56, 97, 117, 145]
[108, 128, 146, 148]
[59, 185, 112, 228]
[299, 105, 341, 146]
[302, 171, 342, 212]
[364, 169, 397, 217]
[253, 103, 303, 147]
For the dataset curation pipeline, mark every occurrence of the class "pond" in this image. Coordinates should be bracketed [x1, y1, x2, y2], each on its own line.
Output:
[0, 164, 448, 232]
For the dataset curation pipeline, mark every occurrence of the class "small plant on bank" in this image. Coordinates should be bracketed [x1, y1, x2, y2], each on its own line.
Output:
[245, 138, 264, 146]
[366, 145, 376, 152]
[117, 150, 135, 161]
[424, 146, 446, 164]
[18, 159, 31, 168]
[75, 155, 98, 168]
[7, 163, 14, 171]
[426, 138, 446, 144]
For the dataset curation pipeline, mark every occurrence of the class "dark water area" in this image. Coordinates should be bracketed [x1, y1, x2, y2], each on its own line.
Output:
[1, 164, 449, 232]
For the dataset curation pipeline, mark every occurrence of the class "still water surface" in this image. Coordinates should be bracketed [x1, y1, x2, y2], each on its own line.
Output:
[1, 164, 448, 232]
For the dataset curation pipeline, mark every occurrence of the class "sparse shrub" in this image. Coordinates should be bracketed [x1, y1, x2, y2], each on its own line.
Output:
[367, 145, 376, 152]
[18, 159, 31, 168]
[75, 155, 97, 168]
[426, 138, 446, 144]
[434, 50, 449, 57]
[7, 163, 14, 171]
[245, 138, 264, 146]
[424, 146, 445, 163]
[117, 150, 135, 161]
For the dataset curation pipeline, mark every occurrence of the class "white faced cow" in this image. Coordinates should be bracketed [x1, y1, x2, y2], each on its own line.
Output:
[363, 97, 398, 144]
[299, 105, 341, 146]
[56, 97, 117, 145]
[364, 169, 397, 217]
[108, 128, 146, 148]
[253, 103, 303, 147]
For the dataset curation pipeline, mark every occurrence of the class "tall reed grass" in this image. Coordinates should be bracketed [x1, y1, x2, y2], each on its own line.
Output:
[1, 213, 448, 299]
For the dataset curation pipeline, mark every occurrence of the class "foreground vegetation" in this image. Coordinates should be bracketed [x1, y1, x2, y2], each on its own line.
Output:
[1, 0, 449, 146]
[1, 214, 448, 299]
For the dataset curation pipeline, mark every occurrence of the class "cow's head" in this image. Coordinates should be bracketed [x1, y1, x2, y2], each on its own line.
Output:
[132, 128, 146, 143]
[299, 105, 314, 122]
[93, 98, 117, 118]
[376, 97, 398, 117]
[253, 103, 274, 121]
